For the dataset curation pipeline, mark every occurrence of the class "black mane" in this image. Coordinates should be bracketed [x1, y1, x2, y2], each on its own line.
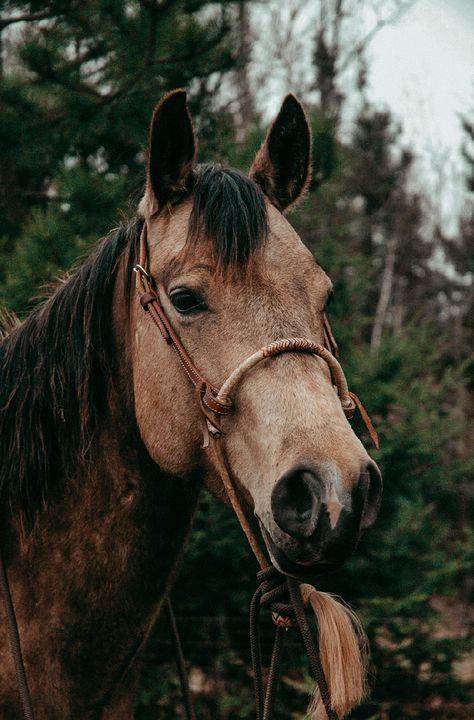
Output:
[0, 163, 268, 522]
[0, 217, 142, 521]
[189, 164, 268, 266]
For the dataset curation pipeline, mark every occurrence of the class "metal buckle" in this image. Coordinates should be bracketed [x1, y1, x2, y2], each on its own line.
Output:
[133, 264, 150, 278]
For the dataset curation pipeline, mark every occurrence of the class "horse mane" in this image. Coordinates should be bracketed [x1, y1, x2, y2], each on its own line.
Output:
[0, 307, 20, 340]
[0, 163, 267, 524]
[0, 217, 143, 523]
[188, 164, 268, 266]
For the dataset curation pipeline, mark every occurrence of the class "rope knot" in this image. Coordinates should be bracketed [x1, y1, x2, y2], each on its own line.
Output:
[251, 567, 340, 720]
[256, 567, 295, 628]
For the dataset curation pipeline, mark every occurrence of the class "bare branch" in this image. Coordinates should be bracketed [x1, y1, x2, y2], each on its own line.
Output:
[0, 10, 55, 31]
[339, 0, 416, 73]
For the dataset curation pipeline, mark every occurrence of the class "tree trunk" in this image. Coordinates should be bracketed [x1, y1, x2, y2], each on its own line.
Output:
[235, 1, 255, 141]
[370, 236, 397, 353]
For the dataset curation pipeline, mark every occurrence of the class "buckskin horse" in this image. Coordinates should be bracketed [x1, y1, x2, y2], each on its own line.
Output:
[0, 90, 382, 719]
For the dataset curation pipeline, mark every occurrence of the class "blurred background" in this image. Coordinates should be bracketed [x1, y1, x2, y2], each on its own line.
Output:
[0, 0, 473, 717]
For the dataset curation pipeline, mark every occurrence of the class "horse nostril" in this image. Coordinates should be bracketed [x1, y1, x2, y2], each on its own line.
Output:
[359, 461, 383, 529]
[271, 467, 321, 540]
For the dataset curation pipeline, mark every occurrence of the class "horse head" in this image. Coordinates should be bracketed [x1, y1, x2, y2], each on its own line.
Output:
[132, 90, 382, 581]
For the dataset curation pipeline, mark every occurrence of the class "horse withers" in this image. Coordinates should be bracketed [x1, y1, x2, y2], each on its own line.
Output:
[0, 90, 381, 718]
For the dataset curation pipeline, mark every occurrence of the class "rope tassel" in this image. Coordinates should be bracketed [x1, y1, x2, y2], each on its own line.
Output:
[251, 568, 369, 720]
[300, 585, 369, 719]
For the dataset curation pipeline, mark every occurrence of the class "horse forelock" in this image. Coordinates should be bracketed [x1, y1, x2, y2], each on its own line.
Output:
[187, 163, 268, 267]
[0, 217, 143, 524]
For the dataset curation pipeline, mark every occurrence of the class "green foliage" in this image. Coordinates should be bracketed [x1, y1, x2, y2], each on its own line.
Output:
[342, 332, 472, 712]
[0, 0, 237, 307]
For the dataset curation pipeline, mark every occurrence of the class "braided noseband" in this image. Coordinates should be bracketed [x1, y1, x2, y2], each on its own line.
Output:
[208, 338, 356, 434]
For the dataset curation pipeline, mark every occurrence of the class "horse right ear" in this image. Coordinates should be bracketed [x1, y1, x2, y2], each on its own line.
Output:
[249, 94, 312, 213]
[141, 89, 196, 216]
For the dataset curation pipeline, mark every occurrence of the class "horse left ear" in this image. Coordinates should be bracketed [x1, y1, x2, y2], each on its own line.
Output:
[142, 89, 196, 216]
[249, 94, 312, 212]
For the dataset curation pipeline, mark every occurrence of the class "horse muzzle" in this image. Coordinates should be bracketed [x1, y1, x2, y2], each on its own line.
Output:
[259, 461, 382, 581]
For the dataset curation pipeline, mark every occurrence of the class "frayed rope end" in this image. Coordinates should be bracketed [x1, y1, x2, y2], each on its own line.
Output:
[300, 584, 369, 719]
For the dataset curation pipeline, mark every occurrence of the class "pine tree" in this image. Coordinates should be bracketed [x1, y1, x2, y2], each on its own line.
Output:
[0, 0, 237, 310]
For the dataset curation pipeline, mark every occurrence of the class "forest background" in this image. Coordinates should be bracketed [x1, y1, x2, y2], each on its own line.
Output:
[0, 1, 472, 718]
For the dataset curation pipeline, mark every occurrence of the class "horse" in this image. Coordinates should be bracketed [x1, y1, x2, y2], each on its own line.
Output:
[0, 90, 382, 719]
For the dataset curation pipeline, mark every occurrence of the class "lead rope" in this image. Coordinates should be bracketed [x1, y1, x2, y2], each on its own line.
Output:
[0, 545, 35, 720]
[211, 438, 340, 720]
[164, 599, 197, 720]
[250, 568, 338, 720]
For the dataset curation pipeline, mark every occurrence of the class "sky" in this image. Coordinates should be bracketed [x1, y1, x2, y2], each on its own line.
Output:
[366, 0, 474, 231]
[253, 0, 474, 234]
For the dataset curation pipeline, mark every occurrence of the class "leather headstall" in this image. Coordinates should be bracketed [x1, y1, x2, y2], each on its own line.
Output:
[133, 222, 379, 450]
[133, 224, 233, 446]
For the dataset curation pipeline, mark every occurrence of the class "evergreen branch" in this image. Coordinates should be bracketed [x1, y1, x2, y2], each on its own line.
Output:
[95, 24, 230, 106]
[29, 71, 103, 99]
[137, 0, 175, 11]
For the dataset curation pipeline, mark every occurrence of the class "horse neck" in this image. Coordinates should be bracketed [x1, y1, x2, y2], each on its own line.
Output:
[0, 239, 203, 716]
[8, 259, 201, 617]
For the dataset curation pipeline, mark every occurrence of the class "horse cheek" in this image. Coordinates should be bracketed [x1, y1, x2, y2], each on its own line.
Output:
[132, 323, 201, 477]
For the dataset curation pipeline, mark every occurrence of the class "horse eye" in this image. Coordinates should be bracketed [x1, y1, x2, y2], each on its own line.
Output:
[170, 287, 207, 314]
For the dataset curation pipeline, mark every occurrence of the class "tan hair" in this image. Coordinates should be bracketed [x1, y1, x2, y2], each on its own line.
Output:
[300, 585, 369, 719]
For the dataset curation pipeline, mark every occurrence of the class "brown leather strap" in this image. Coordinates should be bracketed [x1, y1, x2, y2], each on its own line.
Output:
[211, 439, 269, 570]
[349, 391, 380, 449]
[323, 313, 339, 358]
[134, 226, 233, 447]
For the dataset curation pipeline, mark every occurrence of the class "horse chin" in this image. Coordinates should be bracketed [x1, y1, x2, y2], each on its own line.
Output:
[259, 525, 340, 584]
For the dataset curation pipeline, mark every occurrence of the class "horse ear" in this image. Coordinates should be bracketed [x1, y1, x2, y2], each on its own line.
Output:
[249, 94, 311, 212]
[143, 89, 196, 215]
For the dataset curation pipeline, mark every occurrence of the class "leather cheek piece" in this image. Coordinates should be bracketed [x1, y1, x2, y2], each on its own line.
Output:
[139, 292, 156, 310]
